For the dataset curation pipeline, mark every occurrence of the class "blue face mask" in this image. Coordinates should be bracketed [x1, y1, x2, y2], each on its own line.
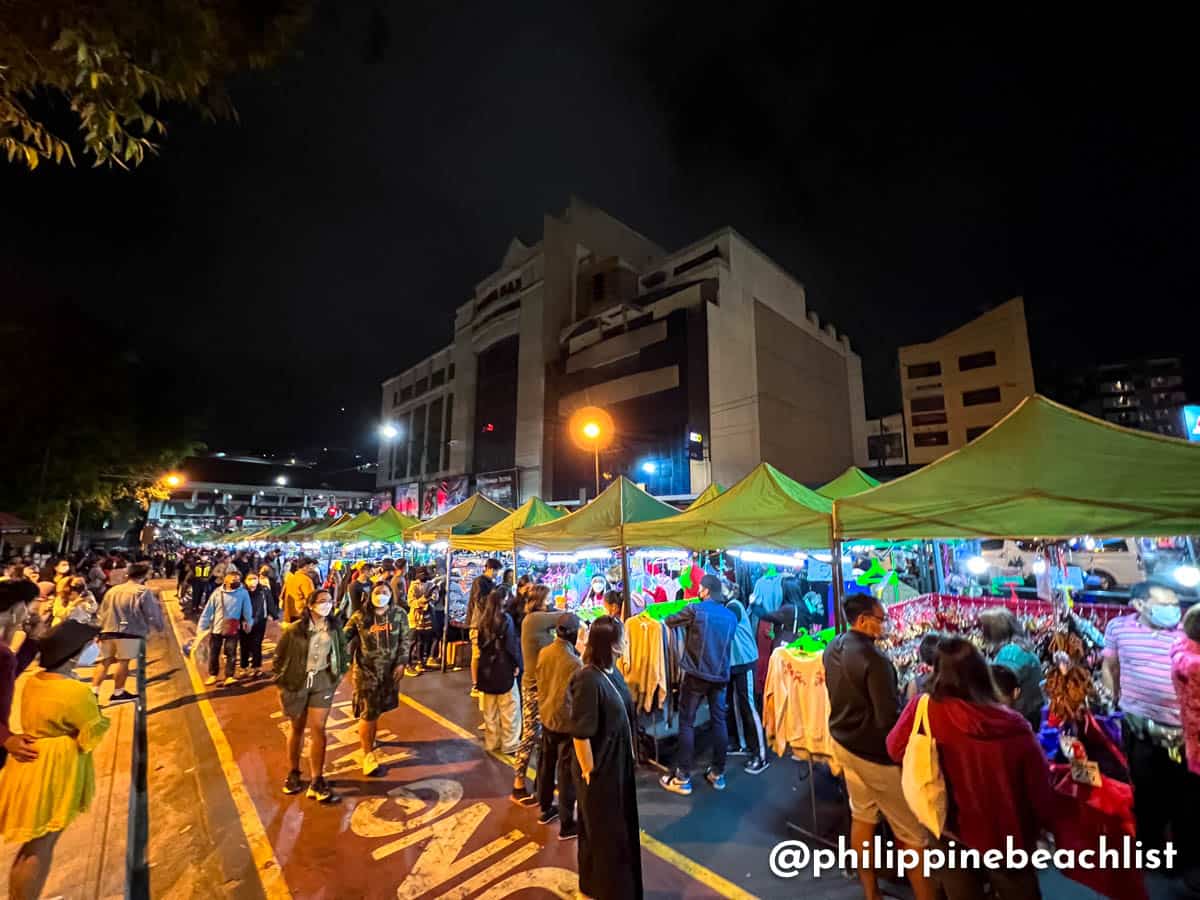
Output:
[1149, 605, 1181, 629]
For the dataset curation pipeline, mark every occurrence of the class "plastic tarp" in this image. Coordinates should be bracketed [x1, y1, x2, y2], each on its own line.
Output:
[264, 521, 297, 538]
[833, 394, 1200, 540]
[515, 477, 680, 552]
[283, 520, 329, 542]
[687, 482, 725, 510]
[319, 510, 376, 541]
[450, 498, 565, 552]
[309, 513, 354, 540]
[623, 462, 833, 550]
[818, 467, 881, 499]
[404, 493, 511, 543]
[354, 508, 419, 543]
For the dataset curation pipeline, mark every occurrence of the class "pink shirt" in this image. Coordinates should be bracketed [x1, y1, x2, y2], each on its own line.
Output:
[1103, 613, 1181, 726]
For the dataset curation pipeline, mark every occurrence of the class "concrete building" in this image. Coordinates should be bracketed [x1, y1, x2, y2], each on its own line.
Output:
[1060, 357, 1190, 438]
[898, 297, 1036, 464]
[378, 198, 866, 508]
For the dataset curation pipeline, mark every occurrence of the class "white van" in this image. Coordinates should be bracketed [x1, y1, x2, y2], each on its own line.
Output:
[979, 538, 1145, 590]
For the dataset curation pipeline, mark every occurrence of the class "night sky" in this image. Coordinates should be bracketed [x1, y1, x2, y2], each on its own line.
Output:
[3, 3, 1196, 460]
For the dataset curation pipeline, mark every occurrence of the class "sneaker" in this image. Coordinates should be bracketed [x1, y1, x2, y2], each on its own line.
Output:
[251, 668, 262, 678]
[705, 767, 726, 791]
[362, 752, 381, 777]
[470, 686, 482, 698]
[559, 822, 579, 841]
[223, 676, 238, 687]
[511, 787, 537, 807]
[537, 806, 560, 826]
[744, 757, 771, 776]
[307, 776, 338, 803]
[425, 657, 439, 668]
[727, 745, 751, 757]
[282, 770, 304, 795]
[405, 666, 420, 677]
[659, 773, 693, 796]
[108, 691, 136, 705]
[204, 675, 218, 686]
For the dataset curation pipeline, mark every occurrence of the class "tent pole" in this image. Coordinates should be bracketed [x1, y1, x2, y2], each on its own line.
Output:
[932, 540, 946, 593]
[440, 544, 453, 674]
[831, 538, 846, 632]
[620, 545, 631, 619]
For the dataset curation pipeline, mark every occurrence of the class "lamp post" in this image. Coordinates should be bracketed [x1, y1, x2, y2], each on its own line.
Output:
[583, 421, 601, 497]
[570, 406, 614, 500]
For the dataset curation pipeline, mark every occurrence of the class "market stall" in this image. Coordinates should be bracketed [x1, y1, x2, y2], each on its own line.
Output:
[816, 466, 880, 500]
[686, 482, 724, 510]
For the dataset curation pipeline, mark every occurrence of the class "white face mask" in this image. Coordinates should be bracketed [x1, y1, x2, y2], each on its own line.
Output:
[372, 593, 391, 608]
[314, 602, 334, 618]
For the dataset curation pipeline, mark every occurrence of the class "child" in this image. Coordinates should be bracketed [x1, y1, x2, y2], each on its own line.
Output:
[407, 576, 435, 676]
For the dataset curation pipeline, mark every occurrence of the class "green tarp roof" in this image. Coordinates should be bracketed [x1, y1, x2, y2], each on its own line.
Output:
[624, 462, 833, 550]
[818, 466, 881, 499]
[450, 498, 566, 552]
[687, 482, 725, 510]
[283, 520, 328, 542]
[354, 508, 419, 543]
[834, 394, 1200, 540]
[264, 521, 297, 538]
[309, 513, 354, 540]
[515, 477, 679, 552]
[316, 510, 375, 540]
[404, 493, 511, 543]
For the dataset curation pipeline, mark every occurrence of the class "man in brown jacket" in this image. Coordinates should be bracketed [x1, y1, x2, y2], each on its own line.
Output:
[534, 613, 582, 839]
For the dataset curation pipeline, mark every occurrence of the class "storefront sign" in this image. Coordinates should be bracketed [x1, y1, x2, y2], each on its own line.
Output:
[476, 469, 518, 510]
[1184, 405, 1200, 442]
[394, 482, 420, 517]
[421, 476, 469, 518]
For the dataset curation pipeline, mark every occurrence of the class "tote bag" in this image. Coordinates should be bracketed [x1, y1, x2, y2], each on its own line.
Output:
[900, 694, 947, 836]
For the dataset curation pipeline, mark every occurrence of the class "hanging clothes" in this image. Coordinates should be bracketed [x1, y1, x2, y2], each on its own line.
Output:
[617, 614, 668, 714]
[752, 572, 784, 615]
[762, 647, 839, 770]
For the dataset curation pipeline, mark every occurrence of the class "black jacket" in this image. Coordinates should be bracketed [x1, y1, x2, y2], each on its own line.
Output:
[822, 629, 902, 765]
[664, 598, 737, 684]
[476, 612, 522, 694]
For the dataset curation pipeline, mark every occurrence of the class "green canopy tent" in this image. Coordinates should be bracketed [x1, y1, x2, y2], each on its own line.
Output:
[687, 482, 726, 510]
[449, 497, 565, 553]
[308, 513, 353, 541]
[818, 466, 881, 500]
[317, 510, 375, 542]
[515, 477, 678, 552]
[263, 521, 298, 539]
[624, 463, 833, 550]
[834, 394, 1200, 541]
[283, 520, 328, 542]
[354, 507, 419, 544]
[404, 494, 511, 544]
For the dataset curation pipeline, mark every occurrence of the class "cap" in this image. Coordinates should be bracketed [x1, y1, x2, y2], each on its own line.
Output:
[555, 613, 582, 639]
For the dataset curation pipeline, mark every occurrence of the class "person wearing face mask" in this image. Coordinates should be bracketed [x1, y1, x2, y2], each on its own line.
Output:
[240, 573, 280, 678]
[0, 620, 107, 900]
[273, 589, 348, 802]
[344, 583, 410, 776]
[1, 580, 41, 769]
[51, 577, 98, 628]
[52, 559, 73, 595]
[1103, 578, 1198, 867]
[199, 571, 253, 687]
[823, 594, 935, 900]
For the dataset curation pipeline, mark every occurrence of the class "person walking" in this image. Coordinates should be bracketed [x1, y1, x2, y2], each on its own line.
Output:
[389, 559, 409, 611]
[281, 557, 318, 623]
[468, 559, 501, 697]
[0, 621, 107, 900]
[979, 606, 1046, 730]
[199, 570, 254, 686]
[240, 572, 279, 677]
[888, 637, 1059, 900]
[406, 577, 435, 676]
[476, 588, 522, 753]
[91, 562, 164, 704]
[274, 589, 348, 802]
[569, 615, 642, 900]
[659, 574, 737, 795]
[724, 587, 768, 774]
[511, 584, 560, 805]
[345, 582, 410, 776]
[535, 612, 582, 839]
[824, 594, 934, 900]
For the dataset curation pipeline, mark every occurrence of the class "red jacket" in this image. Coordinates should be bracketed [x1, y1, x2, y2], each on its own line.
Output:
[1170, 634, 1200, 776]
[887, 695, 1059, 853]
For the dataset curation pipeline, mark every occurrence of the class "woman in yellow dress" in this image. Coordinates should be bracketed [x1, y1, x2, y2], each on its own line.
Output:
[0, 620, 107, 900]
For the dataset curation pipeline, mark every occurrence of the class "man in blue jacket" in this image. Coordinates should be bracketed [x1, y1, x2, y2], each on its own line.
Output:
[660, 574, 737, 795]
[199, 570, 253, 686]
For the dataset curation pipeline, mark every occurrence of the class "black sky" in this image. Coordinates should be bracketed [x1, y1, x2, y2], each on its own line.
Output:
[3, 2, 1197, 459]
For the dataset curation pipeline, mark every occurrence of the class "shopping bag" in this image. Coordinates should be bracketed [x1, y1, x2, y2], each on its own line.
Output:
[900, 694, 947, 836]
[192, 626, 212, 672]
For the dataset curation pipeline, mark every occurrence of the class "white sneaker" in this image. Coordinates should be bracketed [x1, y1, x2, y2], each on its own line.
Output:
[362, 751, 380, 776]
[204, 676, 218, 686]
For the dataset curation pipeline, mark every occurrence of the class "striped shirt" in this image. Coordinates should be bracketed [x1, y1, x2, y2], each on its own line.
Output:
[1103, 614, 1181, 726]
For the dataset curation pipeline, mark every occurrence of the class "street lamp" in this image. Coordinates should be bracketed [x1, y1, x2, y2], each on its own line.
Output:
[379, 423, 399, 440]
[164, 472, 184, 488]
[569, 406, 614, 498]
[275, 475, 288, 486]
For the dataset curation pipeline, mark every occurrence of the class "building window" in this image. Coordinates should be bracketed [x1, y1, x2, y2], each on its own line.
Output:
[414, 376, 429, 396]
[592, 273, 606, 301]
[400, 385, 413, 402]
[409, 405, 426, 478]
[907, 361, 942, 379]
[392, 390, 398, 406]
[966, 425, 990, 442]
[913, 431, 949, 447]
[442, 393, 454, 471]
[426, 398, 443, 473]
[431, 369, 445, 388]
[958, 350, 997, 372]
[910, 395, 945, 413]
[868, 432, 904, 462]
[448, 363, 455, 380]
[911, 411, 948, 426]
[962, 386, 1002, 407]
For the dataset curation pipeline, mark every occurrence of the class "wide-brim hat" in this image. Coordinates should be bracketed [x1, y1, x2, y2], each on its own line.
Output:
[39, 620, 101, 670]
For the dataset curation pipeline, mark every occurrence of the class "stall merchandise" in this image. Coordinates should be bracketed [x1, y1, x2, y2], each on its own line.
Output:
[762, 647, 839, 771]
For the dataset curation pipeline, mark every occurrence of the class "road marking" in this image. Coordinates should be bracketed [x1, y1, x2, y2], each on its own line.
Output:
[398, 692, 759, 899]
[163, 594, 291, 900]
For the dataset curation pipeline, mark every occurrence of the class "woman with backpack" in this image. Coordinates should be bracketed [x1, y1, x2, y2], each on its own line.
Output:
[476, 588, 522, 753]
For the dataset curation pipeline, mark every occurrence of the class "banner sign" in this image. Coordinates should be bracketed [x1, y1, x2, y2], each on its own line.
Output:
[393, 483, 420, 518]
[476, 469, 518, 510]
[421, 476, 469, 518]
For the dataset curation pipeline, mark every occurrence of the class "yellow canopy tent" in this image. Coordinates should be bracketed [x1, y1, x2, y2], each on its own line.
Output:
[403, 494, 511, 543]
[449, 498, 565, 552]
[514, 477, 679, 552]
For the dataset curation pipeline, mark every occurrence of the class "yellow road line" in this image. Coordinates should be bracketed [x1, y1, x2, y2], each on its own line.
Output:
[398, 691, 757, 899]
[640, 832, 759, 900]
[164, 594, 292, 900]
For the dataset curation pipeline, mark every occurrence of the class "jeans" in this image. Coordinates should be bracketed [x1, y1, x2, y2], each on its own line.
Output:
[726, 661, 765, 758]
[240, 618, 268, 669]
[538, 727, 576, 826]
[209, 632, 238, 678]
[675, 674, 728, 778]
[410, 629, 434, 665]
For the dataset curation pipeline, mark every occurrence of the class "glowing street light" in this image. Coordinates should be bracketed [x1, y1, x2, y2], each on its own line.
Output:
[569, 406, 614, 498]
[163, 472, 184, 488]
[379, 423, 400, 440]
[641, 461, 657, 475]
[582, 422, 600, 440]
[275, 475, 288, 486]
